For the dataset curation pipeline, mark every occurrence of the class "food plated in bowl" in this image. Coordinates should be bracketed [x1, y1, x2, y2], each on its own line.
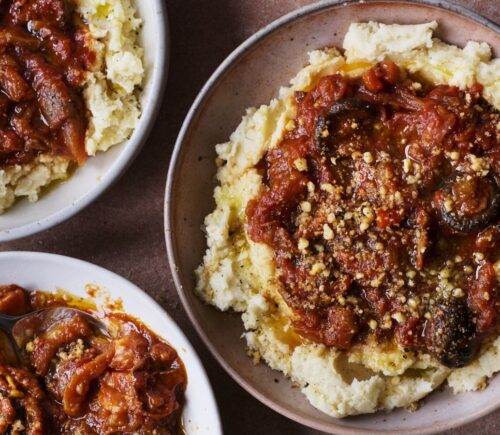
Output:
[0, 284, 187, 433]
[0, 0, 143, 213]
[0, 0, 167, 241]
[197, 20, 500, 418]
[166, 1, 500, 433]
[0, 252, 222, 434]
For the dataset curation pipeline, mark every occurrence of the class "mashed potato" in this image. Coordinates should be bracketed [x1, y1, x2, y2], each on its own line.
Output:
[196, 22, 500, 418]
[0, 0, 143, 214]
[76, 0, 144, 155]
[0, 156, 70, 212]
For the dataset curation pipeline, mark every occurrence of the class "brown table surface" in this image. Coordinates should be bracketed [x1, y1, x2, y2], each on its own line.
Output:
[3, 0, 499, 433]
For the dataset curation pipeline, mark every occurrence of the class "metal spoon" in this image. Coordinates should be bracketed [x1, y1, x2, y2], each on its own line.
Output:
[0, 307, 110, 352]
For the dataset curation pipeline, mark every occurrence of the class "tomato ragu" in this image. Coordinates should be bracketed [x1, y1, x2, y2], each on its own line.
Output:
[0, 0, 96, 167]
[0, 284, 187, 434]
[247, 60, 499, 368]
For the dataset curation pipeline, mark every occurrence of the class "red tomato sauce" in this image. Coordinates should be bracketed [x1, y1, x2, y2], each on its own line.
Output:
[247, 60, 499, 368]
[0, 0, 95, 167]
[0, 284, 187, 434]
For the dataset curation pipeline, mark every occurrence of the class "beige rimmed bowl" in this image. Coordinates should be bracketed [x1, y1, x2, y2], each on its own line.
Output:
[165, 1, 500, 433]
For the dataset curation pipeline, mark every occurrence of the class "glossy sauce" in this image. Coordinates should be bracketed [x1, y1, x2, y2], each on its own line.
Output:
[0, 0, 94, 167]
[0, 284, 187, 434]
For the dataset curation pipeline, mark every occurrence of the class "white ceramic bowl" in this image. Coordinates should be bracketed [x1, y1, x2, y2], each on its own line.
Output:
[0, 0, 168, 242]
[0, 251, 222, 435]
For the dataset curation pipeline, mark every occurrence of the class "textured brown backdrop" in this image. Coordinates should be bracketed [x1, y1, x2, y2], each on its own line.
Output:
[2, 1, 499, 434]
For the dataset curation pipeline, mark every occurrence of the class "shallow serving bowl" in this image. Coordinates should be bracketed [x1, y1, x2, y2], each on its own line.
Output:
[0, 0, 168, 242]
[165, 0, 500, 433]
[0, 251, 222, 435]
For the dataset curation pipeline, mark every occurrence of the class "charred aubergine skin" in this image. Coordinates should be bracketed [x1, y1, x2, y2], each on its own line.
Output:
[424, 300, 478, 368]
[314, 98, 374, 151]
[434, 174, 500, 234]
[327, 97, 374, 117]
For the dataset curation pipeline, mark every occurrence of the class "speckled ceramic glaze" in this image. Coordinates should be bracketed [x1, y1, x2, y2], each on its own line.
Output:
[165, 1, 500, 433]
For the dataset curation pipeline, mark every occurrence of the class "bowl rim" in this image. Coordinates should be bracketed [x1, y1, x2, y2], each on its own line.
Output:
[165, 1, 500, 433]
[0, 250, 223, 434]
[0, 0, 170, 242]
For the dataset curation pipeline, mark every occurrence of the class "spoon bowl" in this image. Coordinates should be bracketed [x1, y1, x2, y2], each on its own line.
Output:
[0, 307, 110, 352]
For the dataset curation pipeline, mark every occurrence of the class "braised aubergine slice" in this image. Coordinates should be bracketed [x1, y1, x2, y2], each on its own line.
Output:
[433, 173, 500, 233]
[314, 98, 374, 151]
[424, 300, 478, 368]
